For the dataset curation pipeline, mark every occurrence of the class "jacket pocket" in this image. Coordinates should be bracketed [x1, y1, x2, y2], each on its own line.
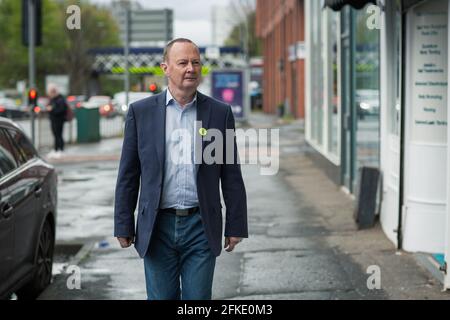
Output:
[139, 201, 148, 216]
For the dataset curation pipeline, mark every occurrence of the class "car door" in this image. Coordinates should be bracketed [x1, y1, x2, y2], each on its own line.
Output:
[5, 128, 43, 277]
[0, 128, 19, 293]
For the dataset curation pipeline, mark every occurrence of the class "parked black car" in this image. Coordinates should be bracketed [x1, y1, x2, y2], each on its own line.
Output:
[0, 118, 57, 300]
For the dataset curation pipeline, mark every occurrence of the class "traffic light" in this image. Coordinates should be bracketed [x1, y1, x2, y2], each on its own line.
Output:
[22, 0, 42, 47]
[28, 88, 38, 106]
[149, 83, 158, 93]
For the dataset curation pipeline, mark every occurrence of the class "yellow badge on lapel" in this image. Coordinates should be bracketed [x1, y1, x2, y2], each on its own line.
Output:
[199, 128, 208, 136]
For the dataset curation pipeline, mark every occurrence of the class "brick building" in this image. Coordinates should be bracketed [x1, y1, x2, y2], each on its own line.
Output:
[255, 0, 306, 118]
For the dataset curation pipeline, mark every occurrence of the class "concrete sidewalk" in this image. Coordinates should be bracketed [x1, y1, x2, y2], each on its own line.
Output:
[43, 137, 122, 164]
[39, 112, 450, 300]
[281, 145, 448, 299]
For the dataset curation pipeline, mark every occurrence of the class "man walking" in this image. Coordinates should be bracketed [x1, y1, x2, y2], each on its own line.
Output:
[114, 38, 248, 300]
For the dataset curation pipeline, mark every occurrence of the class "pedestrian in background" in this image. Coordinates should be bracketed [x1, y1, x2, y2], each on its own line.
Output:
[114, 38, 248, 300]
[46, 84, 68, 158]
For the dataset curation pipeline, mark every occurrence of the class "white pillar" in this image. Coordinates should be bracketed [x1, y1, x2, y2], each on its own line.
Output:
[445, 0, 450, 291]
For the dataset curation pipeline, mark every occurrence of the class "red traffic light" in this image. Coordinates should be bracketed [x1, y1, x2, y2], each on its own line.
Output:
[149, 83, 157, 92]
[29, 89, 37, 99]
[28, 88, 38, 106]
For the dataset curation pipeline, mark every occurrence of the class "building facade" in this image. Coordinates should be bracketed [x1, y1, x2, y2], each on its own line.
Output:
[379, 0, 449, 289]
[110, 1, 173, 47]
[257, 0, 450, 290]
[304, 0, 450, 289]
[256, 0, 306, 118]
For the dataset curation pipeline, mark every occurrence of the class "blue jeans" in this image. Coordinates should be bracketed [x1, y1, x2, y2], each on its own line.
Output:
[143, 209, 216, 300]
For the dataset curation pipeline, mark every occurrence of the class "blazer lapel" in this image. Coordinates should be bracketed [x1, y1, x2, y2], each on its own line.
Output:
[154, 91, 167, 169]
[196, 91, 211, 171]
[196, 91, 211, 132]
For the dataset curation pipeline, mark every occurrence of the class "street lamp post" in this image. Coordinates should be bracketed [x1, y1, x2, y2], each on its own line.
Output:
[28, 0, 36, 145]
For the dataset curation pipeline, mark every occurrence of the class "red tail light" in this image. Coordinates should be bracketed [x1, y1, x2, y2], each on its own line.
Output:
[0, 106, 5, 112]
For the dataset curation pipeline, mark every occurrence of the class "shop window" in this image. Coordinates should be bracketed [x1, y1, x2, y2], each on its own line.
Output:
[390, 3, 402, 136]
[355, 6, 381, 171]
[328, 11, 340, 156]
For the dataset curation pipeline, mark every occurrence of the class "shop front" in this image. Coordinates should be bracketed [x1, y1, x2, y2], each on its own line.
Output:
[305, 0, 381, 191]
[305, 0, 450, 290]
[380, 0, 450, 289]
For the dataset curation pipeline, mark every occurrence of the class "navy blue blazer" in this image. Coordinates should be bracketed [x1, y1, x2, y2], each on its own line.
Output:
[114, 90, 248, 258]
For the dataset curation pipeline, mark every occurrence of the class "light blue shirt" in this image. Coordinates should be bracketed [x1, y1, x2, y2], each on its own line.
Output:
[160, 89, 199, 209]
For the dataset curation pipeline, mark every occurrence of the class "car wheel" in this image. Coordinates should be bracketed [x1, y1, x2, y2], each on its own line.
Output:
[17, 219, 54, 300]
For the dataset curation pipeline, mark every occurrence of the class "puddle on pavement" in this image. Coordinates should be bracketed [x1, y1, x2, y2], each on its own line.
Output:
[61, 176, 94, 182]
[53, 243, 83, 275]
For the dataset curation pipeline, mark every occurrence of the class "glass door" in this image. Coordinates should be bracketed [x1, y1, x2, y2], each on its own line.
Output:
[340, 5, 381, 193]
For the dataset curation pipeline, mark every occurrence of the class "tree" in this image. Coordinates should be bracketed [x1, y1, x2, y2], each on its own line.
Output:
[0, 0, 69, 90]
[224, 11, 261, 58]
[0, 0, 120, 95]
[63, 0, 121, 94]
[224, 0, 261, 58]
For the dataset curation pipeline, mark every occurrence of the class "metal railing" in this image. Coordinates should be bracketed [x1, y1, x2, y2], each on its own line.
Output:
[13, 113, 124, 151]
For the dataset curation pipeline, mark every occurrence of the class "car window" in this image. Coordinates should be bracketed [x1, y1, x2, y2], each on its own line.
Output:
[0, 128, 18, 177]
[6, 128, 37, 164]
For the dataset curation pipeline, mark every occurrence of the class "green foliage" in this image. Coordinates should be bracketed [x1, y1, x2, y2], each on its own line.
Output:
[224, 12, 262, 57]
[63, 0, 121, 94]
[0, 0, 120, 94]
[100, 77, 124, 97]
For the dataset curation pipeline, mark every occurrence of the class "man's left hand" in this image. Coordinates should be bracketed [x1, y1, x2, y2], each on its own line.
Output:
[224, 237, 242, 252]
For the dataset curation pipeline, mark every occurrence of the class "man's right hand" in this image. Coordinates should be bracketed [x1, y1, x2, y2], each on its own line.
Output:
[117, 237, 134, 248]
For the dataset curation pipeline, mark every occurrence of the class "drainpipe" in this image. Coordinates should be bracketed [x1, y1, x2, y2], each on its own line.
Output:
[282, 0, 287, 116]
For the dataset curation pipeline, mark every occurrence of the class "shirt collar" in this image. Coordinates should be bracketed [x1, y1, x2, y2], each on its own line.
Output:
[166, 89, 197, 107]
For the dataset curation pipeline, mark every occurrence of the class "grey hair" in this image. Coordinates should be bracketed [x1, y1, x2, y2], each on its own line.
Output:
[163, 38, 200, 62]
[47, 83, 59, 94]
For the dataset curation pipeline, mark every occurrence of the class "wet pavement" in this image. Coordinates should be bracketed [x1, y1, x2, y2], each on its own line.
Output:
[37, 112, 450, 300]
